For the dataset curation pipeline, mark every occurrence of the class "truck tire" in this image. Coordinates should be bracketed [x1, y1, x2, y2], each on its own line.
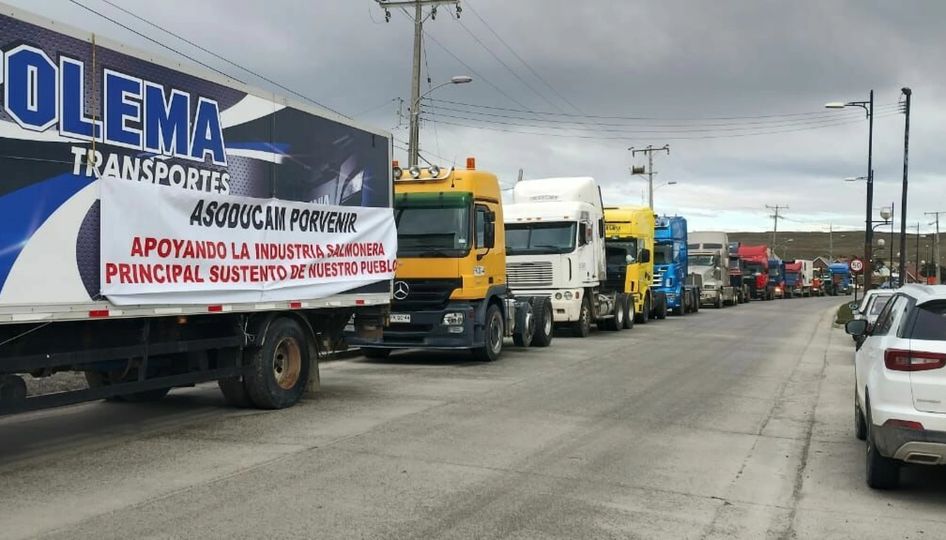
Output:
[656, 296, 668, 320]
[243, 317, 311, 409]
[635, 294, 651, 325]
[218, 377, 253, 408]
[513, 301, 535, 347]
[573, 296, 592, 337]
[601, 295, 625, 331]
[715, 293, 723, 309]
[84, 369, 171, 403]
[531, 297, 554, 347]
[360, 347, 391, 359]
[473, 303, 504, 361]
[622, 297, 634, 329]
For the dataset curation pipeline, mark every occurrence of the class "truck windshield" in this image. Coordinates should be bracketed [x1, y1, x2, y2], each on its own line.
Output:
[605, 239, 639, 266]
[395, 193, 471, 258]
[689, 255, 715, 267]
[745, 262, 766, 274]
[654, 244, 673, 265]
[506, 222, 576, 255]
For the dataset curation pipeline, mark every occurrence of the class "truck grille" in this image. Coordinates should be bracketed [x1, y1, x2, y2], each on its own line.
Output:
[507, 261, 553, 288]
[652, 268, 666, 287]
[391, 279, 461, 312]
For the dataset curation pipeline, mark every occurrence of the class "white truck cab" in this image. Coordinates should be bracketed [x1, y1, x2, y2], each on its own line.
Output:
[688, 231, 737, 308]
[504, 177, 628, 336]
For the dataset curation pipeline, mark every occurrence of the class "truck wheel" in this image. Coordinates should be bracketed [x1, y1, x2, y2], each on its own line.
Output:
[84, 369, 171, 403]
[473, 303, 504, 361]
[218, 377, 253, 408]
[622, 297, 634, 329]
[243, 317, 311, 409]
[573, 296, 592, 337]
[360, 347, 392, 359]
[531, 297, 554, 347]
[602, 295, 625, 331]
[656, 296, 668, 320]
[635, 294, 651, 325]
[715, 293, 723, 309]
[513, 301, 535, 347]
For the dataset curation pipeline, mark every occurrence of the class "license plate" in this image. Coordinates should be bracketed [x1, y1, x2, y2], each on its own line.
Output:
[389, 313, 411, 323]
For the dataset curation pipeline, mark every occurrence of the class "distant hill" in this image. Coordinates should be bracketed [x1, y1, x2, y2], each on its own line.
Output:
[727, 231, 942, 266]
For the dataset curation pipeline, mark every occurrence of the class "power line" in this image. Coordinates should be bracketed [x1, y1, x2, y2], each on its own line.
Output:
[426, 97, 902, 122]
[422, 110, 902, 140]
[423, 101, 901, 129]
[463, 0, 584, 115]
[91, 0, 349, 118]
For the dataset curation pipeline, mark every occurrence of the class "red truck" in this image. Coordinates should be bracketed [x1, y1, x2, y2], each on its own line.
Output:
[738, 245, 775, 300]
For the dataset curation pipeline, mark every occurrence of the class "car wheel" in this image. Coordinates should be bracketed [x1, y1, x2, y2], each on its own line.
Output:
[854, 391, 867, 441]
[865, 404, 900, 489]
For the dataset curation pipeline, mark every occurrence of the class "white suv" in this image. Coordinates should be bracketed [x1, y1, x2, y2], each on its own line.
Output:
[846, 284, 946, 489]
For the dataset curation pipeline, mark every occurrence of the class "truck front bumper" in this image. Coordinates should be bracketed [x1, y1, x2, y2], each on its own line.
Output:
[347, 302, 482, 350]
[511, 289, 582, 322]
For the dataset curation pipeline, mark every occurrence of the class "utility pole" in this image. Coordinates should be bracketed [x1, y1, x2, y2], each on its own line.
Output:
[629, 144, 670, 210]
[829, 223, 834, 261]
[377, 0, 461, 167]
[926, 211, 945, 284]
[766, 204, 789, 249]
[899, 87, 912, 286]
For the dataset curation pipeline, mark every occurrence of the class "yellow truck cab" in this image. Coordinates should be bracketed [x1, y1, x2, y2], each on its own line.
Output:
[348, 158, 553, 361]
[603, 206, 666, 324]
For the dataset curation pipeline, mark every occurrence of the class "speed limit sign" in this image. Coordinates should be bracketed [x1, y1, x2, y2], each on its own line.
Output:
[850, 258, 865, 274]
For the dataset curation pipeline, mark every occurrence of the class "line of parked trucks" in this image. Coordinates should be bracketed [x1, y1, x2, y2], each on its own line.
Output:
[0, 4, 841, 417]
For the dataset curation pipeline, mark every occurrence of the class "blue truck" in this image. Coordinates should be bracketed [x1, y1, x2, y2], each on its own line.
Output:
[768, 257, 786, 299]
[826, 262, 852, 296]
[653, 216, 700, 316]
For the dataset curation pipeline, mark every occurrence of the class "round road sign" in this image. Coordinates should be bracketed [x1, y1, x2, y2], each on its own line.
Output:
[850, 258, 865, 274]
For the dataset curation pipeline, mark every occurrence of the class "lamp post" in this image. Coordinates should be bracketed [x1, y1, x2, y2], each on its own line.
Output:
[408, 75, 472, 167]
[827, 91, 874, 291]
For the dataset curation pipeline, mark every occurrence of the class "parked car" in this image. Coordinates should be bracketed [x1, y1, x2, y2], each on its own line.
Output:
[850, 291, 895, 344]
[846, 284, 946, 489]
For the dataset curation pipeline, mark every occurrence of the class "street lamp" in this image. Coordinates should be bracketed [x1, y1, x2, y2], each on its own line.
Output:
[654, 180, 678, 191]
[408, 75, 473, 167]
[826, 91, 874, 291]
[844, 176, 868, 182]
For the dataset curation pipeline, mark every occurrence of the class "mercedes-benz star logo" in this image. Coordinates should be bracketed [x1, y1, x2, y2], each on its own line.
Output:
[393, 281, 410, 301]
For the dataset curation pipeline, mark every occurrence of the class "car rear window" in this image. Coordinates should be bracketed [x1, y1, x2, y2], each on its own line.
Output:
[909, 302, 946, 341]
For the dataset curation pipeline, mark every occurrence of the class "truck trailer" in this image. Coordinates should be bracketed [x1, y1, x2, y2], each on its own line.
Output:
[504, 177, 631, 336]
[688, 232, 737, 308]
[0, 5, 398, 414]
[347, 159, 552, 361]
[653, 216, 699, 316]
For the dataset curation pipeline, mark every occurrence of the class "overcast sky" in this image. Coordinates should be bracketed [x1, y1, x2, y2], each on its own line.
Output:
[10, 0, 945, 232]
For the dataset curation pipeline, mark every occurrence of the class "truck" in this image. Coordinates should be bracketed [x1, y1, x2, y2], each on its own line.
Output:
[738, 245, 775, 300]
[728, 241, 751, 303]
[784, 259, 813, 297]
[826, 262, 853, 296]
[688, 232, 737, 308]
[769, 257, 786, 299]
[347, 159, 554, 361]
[653, 216, 700, 315]
[0, 5, 397, 414]
[603, 206, 666, 325]
[504, 177, 632, 337]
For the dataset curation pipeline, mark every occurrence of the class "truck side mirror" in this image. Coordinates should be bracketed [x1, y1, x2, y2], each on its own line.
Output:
[640, 249, 651, 263]
[484, 221, 496, 249]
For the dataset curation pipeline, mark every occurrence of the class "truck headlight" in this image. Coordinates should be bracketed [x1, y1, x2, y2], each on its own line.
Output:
[442, 312, 464, 325]
[664, 278, 673, 287]
[564, 291, 573, 300]
[555, 292, 563, 300]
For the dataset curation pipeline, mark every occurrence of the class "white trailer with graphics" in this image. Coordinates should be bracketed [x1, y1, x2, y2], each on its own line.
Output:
[0, 4, 395, 414]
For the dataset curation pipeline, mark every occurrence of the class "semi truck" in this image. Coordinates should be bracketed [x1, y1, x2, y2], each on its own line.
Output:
[688, 232, 737, 308]
[347, 159, 553, 361]
[768, 258, 786, 299]
[504, 177, 631, 336]
[738, 245, 775, 300]
[0, 5, 397, 414]
[784, 259, 813, 297]
[728, 241, 751, 303]
[603, 206, 666, 325]
[826, 262, 852, 296]
[653, 216, 700, 316]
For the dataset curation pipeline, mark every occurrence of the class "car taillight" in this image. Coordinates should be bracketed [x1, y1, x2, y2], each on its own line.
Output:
[884, 349, 946, 372]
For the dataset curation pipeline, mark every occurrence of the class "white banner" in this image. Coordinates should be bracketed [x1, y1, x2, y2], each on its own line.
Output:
[101, 179, 396, 305]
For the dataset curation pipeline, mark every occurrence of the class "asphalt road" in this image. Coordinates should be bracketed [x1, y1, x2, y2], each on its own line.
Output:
[2, 296, 945, 539]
